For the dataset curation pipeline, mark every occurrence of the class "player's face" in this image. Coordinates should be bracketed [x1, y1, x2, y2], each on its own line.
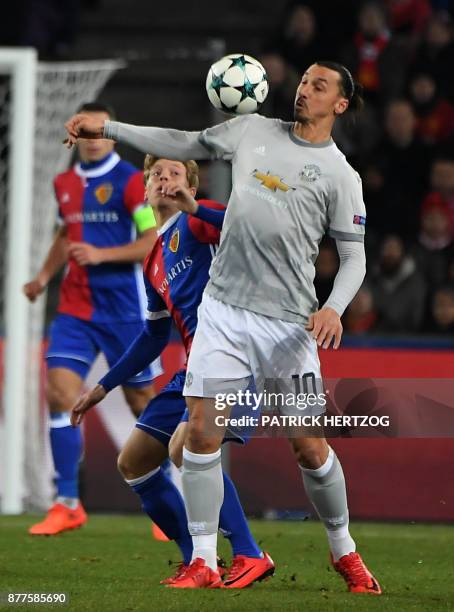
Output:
[145, 159, 192, 207]
[77, 112, 115, 162]
[294, 65, 348, 123]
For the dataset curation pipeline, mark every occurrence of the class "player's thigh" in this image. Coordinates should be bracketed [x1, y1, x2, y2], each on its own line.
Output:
[168, 421, 187, 468]
[100, 320, 160, 389]
[135, 370, 188, 452]
[46, 314, 97, 412]
[122, 384, 156, 418]
[118, 427, 168, 479]
[183, 293, 252, 399]
[246, 313, 324, 418]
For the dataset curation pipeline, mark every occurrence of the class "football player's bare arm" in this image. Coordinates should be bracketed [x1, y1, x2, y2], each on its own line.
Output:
[23, 226, 69, 302]
[68, 227, 157, 266]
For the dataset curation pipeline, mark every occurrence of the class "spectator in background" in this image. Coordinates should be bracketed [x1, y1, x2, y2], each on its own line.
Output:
[408, 72, 454, 143]
[343, 284, 378, 334]
[20, 0, 81, 58]
[361, 99, 430, 238]
[413, 200, 453, 286]
[422, 151, 454, 236]
[314, 240, 339, 307]
[259, 52, 300, 121]
[385, 0, 432, 39]
[370, 234, 426, 332]
[342, 2, 407, 106]
[423, 284, 454, 333]
[269, 3, 326, 73]
[411, 11, 454, 101]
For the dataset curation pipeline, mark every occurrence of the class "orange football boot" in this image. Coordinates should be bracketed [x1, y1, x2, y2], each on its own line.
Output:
[28, 502, 87, 536]
[152, 522, 170, 541]
[332, 552, 382, 594]
[223, 552, 275, 588]
[167, 558, 223, 589]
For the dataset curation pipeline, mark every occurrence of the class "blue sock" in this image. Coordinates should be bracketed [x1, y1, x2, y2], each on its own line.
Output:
[49, 412, 82, 499]
[129, 467, 193, 565]
[219, 472, 261, 558]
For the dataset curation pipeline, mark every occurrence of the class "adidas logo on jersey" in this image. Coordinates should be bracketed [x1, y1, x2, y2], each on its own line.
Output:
[253, 145, 266, 156]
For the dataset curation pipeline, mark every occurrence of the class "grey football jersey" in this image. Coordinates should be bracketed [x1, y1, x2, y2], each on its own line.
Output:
[199, 114, 366, 324]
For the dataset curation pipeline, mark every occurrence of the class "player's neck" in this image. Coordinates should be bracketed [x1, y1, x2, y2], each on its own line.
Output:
[154, 205, 180, 230]
[79, 151, 114, 168]
[293, 119, 333, 144]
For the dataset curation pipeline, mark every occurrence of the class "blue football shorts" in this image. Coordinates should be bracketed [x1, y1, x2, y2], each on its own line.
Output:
[46, 313, 161, 386]
[136, 369, 253, 447]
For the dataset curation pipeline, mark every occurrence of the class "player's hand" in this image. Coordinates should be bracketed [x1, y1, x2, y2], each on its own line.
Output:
[64, 113, 105, 148]
[71, 384, 106, 427]
[305, 307, 343, 350]
[160, 183, 198, 214]
[23, 278, 46, 302]
[68, 242, 104, 266]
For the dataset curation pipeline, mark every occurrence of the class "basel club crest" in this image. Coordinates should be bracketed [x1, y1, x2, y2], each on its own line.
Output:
[169, 228, 180, 253]
[95, 183, 113, 204]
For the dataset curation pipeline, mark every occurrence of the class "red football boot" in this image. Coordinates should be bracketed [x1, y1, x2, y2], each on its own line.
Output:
[167, 558, 222, 589]
[223, 552, 275, 588]
[332, 552, 382, 594]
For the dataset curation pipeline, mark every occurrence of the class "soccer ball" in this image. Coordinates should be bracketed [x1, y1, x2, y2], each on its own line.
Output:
[206, 54, 269, 115]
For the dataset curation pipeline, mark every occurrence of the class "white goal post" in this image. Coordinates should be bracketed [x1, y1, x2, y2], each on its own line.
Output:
[0, 48, 37, 516]
[0, 48, 123, 514]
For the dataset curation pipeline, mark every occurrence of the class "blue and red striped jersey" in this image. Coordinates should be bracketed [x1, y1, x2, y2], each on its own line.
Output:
[54, 151, 154, 323]
[143, 200, 225, 358]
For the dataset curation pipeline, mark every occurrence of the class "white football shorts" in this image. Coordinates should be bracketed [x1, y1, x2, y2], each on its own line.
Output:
[183, 293, 325, 417]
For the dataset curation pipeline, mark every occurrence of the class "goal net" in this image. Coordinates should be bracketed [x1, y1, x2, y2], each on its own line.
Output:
[0, 49, 123, 513]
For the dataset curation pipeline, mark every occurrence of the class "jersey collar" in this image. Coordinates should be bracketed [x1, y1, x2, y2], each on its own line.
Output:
[289, 125, 334, 148]
[74, 151, 121, 178]
[157, 211, 182, 236]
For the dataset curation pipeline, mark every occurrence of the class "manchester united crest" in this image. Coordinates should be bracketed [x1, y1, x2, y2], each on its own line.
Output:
[94, 183, 113, 204]
[169, 228, 180, 253]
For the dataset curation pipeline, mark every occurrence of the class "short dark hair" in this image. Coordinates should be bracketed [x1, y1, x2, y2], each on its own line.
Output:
[314, 61, 364, 113]
[77, 102, 116, 120]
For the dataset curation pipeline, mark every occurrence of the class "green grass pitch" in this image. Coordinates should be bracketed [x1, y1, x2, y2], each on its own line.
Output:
[1, 516, 453, 611]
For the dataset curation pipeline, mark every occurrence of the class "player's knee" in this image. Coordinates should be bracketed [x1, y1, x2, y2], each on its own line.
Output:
[292, 438, 329, 470]
[117, 451, 138, 480]
[186, 419, 220, 453]
[46, 381, 76, 413]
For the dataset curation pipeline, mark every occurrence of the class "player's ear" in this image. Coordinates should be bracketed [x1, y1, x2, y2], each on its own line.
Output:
[189, 187, 197, 198]
[334, 97, 348, 116]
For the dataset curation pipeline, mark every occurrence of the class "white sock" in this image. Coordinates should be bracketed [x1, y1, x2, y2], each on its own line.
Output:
[326, 525, 356, 562]
[192, 534, 218, 571]
[56, 496, 78, 510]
[182, 447, 223, 572]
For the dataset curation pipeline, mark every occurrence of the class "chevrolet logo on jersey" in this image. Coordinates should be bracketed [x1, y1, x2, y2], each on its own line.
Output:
[169, 228, 180, 253]
[252, 170, 294, 192]
[95, 183, 113, 205]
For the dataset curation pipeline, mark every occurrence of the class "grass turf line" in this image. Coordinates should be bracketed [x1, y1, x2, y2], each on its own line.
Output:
[0, 516, 453, 611]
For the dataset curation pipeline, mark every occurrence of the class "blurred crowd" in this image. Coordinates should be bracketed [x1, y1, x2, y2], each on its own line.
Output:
[260, 0, 454, 337]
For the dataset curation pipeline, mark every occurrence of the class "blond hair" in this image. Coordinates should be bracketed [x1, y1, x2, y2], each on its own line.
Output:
[143, 155, 199, 190]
